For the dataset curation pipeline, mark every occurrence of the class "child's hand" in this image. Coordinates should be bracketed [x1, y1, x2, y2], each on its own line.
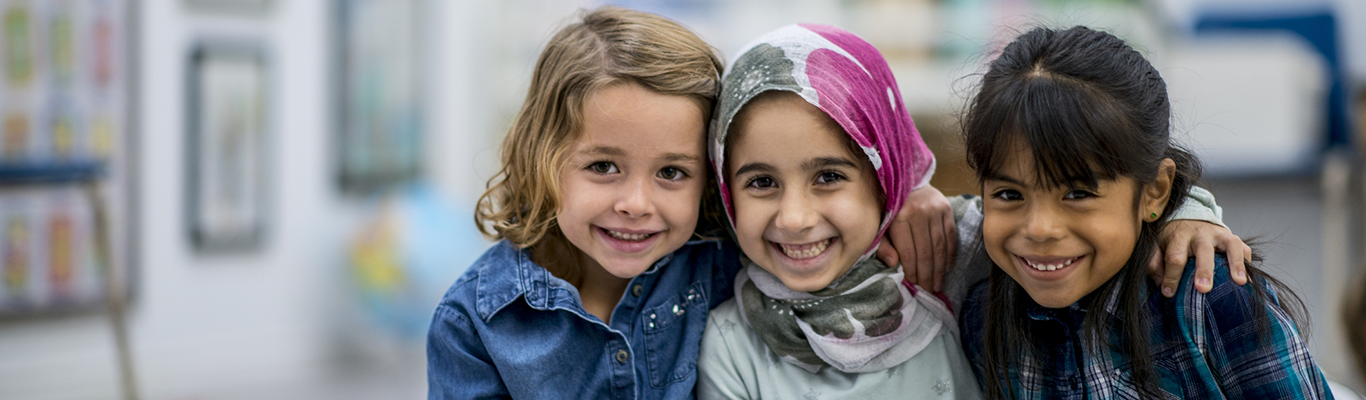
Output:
[876, 184, 956, 292]
[1148, 220, 1251, 297]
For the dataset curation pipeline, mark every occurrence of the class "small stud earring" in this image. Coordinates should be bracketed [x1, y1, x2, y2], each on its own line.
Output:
[1150, 212, 1158, 219]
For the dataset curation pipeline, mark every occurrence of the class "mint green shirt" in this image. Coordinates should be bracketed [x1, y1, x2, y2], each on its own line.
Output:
[697, 299, 984, 400]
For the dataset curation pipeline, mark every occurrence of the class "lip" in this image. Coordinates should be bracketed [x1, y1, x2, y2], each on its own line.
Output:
[1015, 254, 1084, 281]
[767, 237, 838, 273]
[596, 226, 663, 253]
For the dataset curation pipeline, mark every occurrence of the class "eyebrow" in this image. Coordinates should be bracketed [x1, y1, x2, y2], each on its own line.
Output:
[981, 172, 1026, 187]
[733, 162, 775, 177]
[803, 157, 858, 171]
[577, 146, 702, 164]
[661, 153, 703, 164]
[579, 146, 625, 157]
[734, 156, 860, 177]
[984, 171, 1099, 190]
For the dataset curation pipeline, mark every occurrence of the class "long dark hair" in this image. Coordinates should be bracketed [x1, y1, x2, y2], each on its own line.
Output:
[962, 26, 1308, 399]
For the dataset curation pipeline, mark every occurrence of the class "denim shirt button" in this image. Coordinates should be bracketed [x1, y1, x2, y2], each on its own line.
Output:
[632, 284, 643, 297]
[615, 349, 629, 364]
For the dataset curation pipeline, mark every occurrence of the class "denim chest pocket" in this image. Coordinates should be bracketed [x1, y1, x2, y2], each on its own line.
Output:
[642, 281, 709, 388]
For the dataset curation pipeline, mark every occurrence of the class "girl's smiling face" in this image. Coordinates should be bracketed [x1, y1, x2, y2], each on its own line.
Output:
[556, 82, 708, 279]
[727, 92, 883, 292]
[981, 142, 1171, 308]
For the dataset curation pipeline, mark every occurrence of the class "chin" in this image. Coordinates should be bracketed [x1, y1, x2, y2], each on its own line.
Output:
[1023, 288, 1082, 309]
[779, 277, 828, 293]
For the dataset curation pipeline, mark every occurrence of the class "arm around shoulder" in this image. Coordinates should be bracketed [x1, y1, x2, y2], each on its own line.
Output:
[427, 304, 509, 399]
[1170, 185, 1225, 228]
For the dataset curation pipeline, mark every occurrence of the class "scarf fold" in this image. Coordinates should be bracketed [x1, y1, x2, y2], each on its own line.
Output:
[735, 256, 956, 373]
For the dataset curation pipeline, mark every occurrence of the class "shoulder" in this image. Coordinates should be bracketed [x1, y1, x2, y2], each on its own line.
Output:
[434, 241, 529, 322]
[1171, 254, 1267, 326]
[700, 299, 757, 364]
[1168, 254, 1303, 354]
[702, 298, 745, 343]
[959, 280, 990, 360]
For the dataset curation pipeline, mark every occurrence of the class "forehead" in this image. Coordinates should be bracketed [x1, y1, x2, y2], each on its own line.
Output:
[983, 135, 1109, 189]
[729, 94, 852, 159]
[574, 83, 707, 156]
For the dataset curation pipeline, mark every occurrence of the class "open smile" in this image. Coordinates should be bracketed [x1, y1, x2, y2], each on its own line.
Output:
[597, 226, 661, 252]
[771, 238, 835, 260]
[1017, 255, 1083, 272]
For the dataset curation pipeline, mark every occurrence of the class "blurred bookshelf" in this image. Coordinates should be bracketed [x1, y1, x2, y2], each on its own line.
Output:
[0, 0, 138, 398]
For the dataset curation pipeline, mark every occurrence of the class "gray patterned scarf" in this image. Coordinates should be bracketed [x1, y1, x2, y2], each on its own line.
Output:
[735, 255, 956, 373]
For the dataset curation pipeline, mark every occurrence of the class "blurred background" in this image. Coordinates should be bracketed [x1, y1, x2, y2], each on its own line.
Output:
[0, 0, 1361, 398]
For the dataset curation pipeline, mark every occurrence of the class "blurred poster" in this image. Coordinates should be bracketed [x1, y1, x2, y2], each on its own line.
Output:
[187, 43, 266, 251]
[0, 187, 101, 311]
[336, 0, 424, 193]
[0, 0, 130, 317]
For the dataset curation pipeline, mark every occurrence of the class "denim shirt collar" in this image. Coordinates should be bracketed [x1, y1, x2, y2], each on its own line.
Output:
[472, 240, 691, 322]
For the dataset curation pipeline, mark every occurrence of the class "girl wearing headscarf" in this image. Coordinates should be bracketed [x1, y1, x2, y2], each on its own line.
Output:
[695, 24, 984, 399]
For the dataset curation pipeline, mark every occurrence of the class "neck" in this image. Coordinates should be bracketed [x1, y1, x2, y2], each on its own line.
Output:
[530, 239, 630, 324]
[577, 252, 631, 324]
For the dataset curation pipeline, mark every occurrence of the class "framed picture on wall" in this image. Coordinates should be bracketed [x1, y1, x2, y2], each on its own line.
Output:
[334, 0, 426, 194]
[186, 42, 268, 251]
[183, 0, 272, 15]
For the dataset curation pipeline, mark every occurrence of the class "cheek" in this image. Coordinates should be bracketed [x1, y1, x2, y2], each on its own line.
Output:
[664, 179, 707, 228]
[729, 194, 765, 242]
[980, 214, 1008, 249]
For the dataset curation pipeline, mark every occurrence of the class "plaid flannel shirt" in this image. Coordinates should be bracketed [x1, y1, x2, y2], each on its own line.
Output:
[961, 255, 1333, 399]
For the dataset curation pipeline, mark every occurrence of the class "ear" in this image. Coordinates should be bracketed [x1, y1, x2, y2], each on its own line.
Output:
[1141, 158, 1177, 222]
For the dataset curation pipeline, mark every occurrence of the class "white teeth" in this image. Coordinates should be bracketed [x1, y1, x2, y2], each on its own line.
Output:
[1024, 257, 1075, 271]
[780, 239, 831, 259]
[605, 229, 651, 241]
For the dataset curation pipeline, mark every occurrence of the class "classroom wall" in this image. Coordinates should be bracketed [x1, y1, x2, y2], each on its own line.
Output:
[0, 0, 368, 398]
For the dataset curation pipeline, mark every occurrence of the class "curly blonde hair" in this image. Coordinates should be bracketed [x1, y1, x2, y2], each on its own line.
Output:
[475, 6, 723, 283]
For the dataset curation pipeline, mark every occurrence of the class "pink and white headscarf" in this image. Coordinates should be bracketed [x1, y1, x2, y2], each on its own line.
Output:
[711, 24, 953, 374]
[710, 23, 936, 259]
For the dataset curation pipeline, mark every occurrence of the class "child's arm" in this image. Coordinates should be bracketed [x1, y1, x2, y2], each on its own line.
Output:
[427, 305, 509, 399]
[1152, 185, 1252, 298]
[877, 184, 956, 292]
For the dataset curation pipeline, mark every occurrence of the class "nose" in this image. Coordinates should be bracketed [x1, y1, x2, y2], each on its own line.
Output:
[614, 176, 654, 218]
[1021, 203, 1065, 242]
[774, 191, 818, 235]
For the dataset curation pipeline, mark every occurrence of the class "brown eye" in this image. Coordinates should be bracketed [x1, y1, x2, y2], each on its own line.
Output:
[814, 171, 846, 185]
[1063, 190, 1094, 200]
[658, 167, 686, 181]
[992, 189, 1022, 201]
[589, 162, 618, 174]
[746, 176, 776, 189]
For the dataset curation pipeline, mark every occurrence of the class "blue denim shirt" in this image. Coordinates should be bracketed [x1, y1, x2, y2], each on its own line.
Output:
[427, 239, 741, 400]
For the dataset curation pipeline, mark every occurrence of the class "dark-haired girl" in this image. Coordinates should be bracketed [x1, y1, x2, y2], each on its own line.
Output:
[958, 26, 1333, 399]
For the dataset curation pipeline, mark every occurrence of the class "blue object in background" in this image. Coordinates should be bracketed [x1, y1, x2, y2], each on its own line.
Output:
[348, 182, 489, 339]
[1196, 9, 1350, 149]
